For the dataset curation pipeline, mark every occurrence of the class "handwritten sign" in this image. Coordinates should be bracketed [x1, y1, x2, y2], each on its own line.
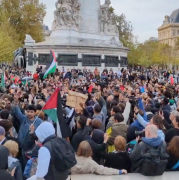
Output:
[66, 91, 88, 110]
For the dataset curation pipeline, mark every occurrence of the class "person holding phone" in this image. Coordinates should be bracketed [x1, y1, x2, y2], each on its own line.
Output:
[136, 108, 165, 141]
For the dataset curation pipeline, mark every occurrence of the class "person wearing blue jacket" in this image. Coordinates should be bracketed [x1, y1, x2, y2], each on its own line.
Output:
[11, 101, 42, 169]
[136, 113, 165, 141]
[131, 97, 148, 130]
[127, 97, 149, 142]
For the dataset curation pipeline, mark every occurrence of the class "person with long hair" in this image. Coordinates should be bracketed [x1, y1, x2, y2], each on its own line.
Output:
[71, 141, 127, 175]
[136, 113, 165, 141]
[167, 136, 179, 171]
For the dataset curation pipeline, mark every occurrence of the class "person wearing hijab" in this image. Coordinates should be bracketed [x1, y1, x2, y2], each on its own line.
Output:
[0, 146, 16, 180]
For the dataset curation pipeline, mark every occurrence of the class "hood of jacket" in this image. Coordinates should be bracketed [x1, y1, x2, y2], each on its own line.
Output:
[142, 136, 162, 147]
[0, 146, 9, 170]
[35, 122, 55, 143]
[92, 129, 104, 144]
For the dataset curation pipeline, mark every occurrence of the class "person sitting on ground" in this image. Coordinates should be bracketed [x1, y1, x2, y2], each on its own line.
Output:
[4, 140, 23, 180]
[167, 136, 179, 171]
[130, 124, 168, 175]
[71, 141, 127, 175]
[103, 136, 131, 172]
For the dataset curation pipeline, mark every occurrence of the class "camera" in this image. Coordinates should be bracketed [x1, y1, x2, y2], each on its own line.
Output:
[36, 93, 45, 100]
[135, 131, 145, 137]
[96, 80, 107, 88]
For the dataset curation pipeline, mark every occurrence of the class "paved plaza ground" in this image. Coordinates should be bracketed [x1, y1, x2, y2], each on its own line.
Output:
[68, 172, 179, 180]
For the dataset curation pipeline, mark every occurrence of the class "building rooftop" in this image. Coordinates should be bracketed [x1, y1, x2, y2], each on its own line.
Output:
[170, 9, 179, 23]
[149, 37, 158, 42]
[43, 25, 49, 31]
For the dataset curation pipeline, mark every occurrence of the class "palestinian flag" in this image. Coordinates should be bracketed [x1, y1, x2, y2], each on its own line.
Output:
[1, 71, 6, 88]
[42, 88, 71, 138]
[43, 49, 56, 79]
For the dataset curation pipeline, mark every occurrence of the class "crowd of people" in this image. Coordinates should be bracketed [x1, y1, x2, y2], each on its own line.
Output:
[0, 65, 179, 180]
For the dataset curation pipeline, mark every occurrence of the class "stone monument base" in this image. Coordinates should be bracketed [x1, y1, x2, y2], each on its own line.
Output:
[25, 43, 129, 73]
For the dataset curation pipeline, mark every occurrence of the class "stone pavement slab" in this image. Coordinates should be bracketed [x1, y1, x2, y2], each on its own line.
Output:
[68, 172, 179, 180]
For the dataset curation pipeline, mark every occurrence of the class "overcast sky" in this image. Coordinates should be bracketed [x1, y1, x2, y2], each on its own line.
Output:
[40, 0, 179, 42]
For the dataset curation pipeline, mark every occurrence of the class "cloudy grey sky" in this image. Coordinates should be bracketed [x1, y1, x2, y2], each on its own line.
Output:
[39, 0, 179, 42]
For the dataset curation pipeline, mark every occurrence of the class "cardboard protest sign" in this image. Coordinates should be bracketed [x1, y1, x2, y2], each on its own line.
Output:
[66, 91, 88, 110]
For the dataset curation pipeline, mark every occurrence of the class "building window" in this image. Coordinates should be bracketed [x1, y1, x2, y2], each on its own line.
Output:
[173, 30, 176, 36]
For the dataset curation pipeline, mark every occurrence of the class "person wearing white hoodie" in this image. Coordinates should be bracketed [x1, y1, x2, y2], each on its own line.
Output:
[35, 122, 69, 180]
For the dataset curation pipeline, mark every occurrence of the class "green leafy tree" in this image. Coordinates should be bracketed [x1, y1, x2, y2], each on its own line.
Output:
[0, 0, 46, 43]
[0, 28, 19, 62]
[109, 7, 133, 47]
[0, 15, 20, 62]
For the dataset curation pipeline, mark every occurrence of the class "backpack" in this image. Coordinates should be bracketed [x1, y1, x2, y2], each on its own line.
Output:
[44, 137, 77, 172]
[141, 142, 169, 176]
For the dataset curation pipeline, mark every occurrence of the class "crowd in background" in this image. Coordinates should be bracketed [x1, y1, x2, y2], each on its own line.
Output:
[0, 65, 179, 180]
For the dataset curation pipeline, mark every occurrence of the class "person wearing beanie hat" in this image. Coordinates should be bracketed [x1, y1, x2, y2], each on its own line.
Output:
[0, 126, 6, 145]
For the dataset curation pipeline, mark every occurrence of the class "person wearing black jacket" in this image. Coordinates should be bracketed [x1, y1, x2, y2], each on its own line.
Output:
[161, 111, 179, 144]
[83, 119, 106, 164]
[165, 119, 179, 144]
[71, 115, 87, 152]
[103, 136, 131, 172]
[130, 125, 168, 173]
[162, 97, 171, 123]
[0, 146, 16, 180]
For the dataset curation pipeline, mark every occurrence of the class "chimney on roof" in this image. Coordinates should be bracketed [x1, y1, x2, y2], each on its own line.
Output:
[164, 15, 170, 24]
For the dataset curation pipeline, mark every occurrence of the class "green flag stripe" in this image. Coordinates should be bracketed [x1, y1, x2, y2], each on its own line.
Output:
[43, 60, 56, 79]
[1, 71, 5, 88]
[43, 108, 58, 123]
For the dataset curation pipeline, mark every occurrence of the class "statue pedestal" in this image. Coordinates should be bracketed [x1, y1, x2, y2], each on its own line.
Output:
[24, 0, 129, 72]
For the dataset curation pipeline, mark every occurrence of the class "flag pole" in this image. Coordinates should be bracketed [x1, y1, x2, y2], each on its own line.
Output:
[33, 109, 43, 125]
